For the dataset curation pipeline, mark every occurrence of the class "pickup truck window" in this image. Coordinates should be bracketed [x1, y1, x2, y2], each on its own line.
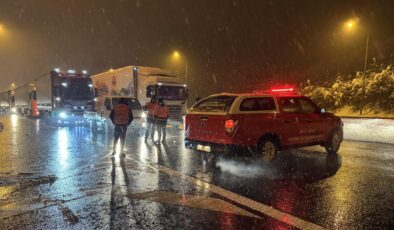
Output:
[299, 98, 319, 114]
[192, 96, 236, 113]
[279, 97, 302, 113]
[240, 97, 276, 111]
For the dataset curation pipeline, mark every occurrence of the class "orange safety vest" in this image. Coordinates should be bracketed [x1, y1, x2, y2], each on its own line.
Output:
[113, 104, 130, 125]
[145, 102, 156, 117]
[155, 105, 169, 119]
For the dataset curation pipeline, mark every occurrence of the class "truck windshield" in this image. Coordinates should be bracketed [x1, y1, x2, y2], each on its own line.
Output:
[147, 85, 187, 100]
[62, 78, 94, 100]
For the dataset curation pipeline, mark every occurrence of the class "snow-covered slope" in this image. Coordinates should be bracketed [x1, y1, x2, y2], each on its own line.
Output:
[343, 118, 394, 144]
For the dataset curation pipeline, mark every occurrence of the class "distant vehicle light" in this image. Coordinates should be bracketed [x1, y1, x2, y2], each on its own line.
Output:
[54, 68, 60, 73]
[88, 83, 93, 88]
[59, 112, 67, 119]
[11, 107, 17, 113]
[81, 106, 85, 110]
[158, 83, 163, 86]
[61, 82, 68, 87]
[141, 112, 147, 118]
[271, 88, 295, 93]
[74, 106, 78, 109]
[68, 69, 76, 74]
[82, 70, 88, 74]
[94, 98, 98, 102]
[183, 84, 187, 87]
[55, 97, 61, 101]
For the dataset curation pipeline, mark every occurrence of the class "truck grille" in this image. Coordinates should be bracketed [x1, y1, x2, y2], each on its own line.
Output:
[167, 105, 183, 120]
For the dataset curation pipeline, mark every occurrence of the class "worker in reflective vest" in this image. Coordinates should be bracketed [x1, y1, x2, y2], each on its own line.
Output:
[109, 98, 133, 154]
[143, 96, 158, 143]
[153, 98, 169, 144]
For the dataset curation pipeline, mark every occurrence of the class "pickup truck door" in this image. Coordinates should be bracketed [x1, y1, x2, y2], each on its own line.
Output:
[297, 98, 328, 143]
[277, 97, 304, 146]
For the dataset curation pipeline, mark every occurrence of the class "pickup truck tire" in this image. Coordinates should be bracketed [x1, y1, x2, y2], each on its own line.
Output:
[258, 138, 278, 161]
[325, 130, 341, 154]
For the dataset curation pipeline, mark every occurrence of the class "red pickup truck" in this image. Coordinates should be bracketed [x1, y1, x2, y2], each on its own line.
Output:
[185, 88, 343, 161]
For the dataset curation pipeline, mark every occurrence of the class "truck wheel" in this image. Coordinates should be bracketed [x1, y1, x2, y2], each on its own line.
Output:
[325, 130, 341, 154]
[258, 138, 278, 161]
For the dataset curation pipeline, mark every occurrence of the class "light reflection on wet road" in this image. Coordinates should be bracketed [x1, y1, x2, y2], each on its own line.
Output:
[0, 114, 393, 229]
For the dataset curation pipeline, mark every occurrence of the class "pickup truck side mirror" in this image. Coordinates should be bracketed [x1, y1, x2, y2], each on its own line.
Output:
[320, 108, 326, 114]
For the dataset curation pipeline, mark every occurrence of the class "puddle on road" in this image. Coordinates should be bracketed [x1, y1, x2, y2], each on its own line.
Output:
[0, 173, 57, 195]
[127, 190, 261, 219]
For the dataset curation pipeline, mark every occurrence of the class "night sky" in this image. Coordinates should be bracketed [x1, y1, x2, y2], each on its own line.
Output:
[1, 0, 393, 98]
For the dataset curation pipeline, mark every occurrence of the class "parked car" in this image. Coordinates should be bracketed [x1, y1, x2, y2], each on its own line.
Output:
[184, 88, 343, 161]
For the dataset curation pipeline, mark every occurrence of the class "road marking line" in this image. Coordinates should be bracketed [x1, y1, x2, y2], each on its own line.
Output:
[132, 158, 326, 230]
[127, 191, 262, 219]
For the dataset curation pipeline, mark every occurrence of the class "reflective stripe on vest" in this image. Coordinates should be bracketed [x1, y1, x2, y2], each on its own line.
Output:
[114, 104, 129, 125]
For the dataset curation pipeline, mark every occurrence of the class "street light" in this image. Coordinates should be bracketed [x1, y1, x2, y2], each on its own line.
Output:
[171, 51, 188, 85]
[343, 17, 369, 77]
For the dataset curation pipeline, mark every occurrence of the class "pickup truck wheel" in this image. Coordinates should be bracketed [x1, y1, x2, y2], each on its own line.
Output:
[325, 130, 341, 154]
[258, 138, 278, 161]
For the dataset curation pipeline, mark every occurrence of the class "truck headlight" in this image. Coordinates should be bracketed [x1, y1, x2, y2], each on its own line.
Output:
[59, 112, 68, 119]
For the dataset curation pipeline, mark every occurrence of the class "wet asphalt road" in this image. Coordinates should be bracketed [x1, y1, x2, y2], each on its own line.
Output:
[0, 114, 393, 229]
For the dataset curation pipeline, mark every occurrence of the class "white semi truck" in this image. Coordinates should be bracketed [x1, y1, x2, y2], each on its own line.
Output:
[91, 66, 188, 122]
[6, 69, 96, 124]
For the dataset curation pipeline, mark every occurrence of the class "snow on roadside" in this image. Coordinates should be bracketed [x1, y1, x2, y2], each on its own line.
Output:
[342, 118, 394, 144]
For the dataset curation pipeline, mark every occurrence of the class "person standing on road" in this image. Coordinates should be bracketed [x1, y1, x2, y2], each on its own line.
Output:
[143, 96, 158, 143]
[154, 98, 169, 144]
[109, 98, 133, 154]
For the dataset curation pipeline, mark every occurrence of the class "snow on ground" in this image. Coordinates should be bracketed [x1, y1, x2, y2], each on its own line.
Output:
[343, 118, 394, 144]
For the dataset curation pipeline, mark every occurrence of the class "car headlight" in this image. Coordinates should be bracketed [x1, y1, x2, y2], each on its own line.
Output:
[141, 112, 147, 119]
[59, 112, 68, 119]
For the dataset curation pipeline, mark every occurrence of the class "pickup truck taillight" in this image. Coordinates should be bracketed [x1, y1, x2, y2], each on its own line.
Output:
[225, 119, 238, 133]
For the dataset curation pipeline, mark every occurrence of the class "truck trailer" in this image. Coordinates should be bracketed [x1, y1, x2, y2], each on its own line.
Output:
[91, 66, 188, 121]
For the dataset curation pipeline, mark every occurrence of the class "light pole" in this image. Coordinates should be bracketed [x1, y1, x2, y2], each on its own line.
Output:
[172, 51, 188, 85]
[343, 18, 369, 77]
[343, 18, 370, 115]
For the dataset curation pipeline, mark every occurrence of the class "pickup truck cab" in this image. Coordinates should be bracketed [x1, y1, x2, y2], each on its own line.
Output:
[185, 88, 343, 161]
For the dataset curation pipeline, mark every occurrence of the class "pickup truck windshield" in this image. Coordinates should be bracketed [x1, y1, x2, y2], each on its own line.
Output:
[112, 98, 142, 110]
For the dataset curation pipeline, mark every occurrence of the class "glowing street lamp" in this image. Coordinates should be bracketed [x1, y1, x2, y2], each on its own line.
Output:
[343, 17, 369, 77]
[173, 51, 180, 59]
[171, 51, 188, 85]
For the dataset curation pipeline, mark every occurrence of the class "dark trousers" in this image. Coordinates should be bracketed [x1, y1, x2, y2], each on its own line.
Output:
[155, 118, 167, 142]
[114, 125, 128, 151]
[144, 117, 155, 141]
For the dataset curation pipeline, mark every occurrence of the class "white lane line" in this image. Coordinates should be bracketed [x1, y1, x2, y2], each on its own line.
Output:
[132, 158, 326, 230]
